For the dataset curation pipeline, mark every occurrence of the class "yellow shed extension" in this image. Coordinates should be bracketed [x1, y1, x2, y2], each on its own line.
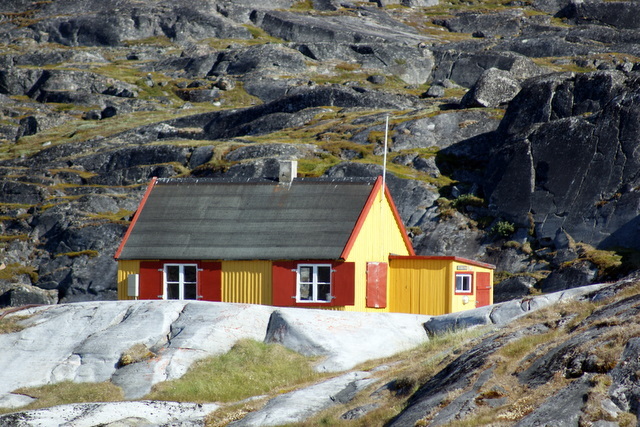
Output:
[388, 256, 495, 316]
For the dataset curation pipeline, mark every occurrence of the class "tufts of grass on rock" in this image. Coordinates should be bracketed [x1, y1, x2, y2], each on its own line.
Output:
[147, 339, 322, 403]
[1, 381, 124, 414]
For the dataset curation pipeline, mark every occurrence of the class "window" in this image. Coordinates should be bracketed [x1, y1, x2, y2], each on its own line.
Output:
[297, 264, 332, 303]
[165, 264, 198, 300]
[455, 273, 473, 294]
[272, 261, 355, 307]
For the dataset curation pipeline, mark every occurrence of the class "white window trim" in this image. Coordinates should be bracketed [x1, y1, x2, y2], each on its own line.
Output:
[164, 263, 198, 300]
[455, 273, 473, 294]
[296, 264, 333, 303]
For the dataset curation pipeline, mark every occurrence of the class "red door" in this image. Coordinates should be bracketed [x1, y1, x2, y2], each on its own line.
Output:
[476, 272, 492, 307]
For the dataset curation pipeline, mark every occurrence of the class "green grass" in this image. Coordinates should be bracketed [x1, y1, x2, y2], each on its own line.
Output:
[0, 263, 39, 283]
[55, 250, 99, 259]
[147, 339, 323, 403]
[498, 329, 558, 361]
[0, 381, 124, 414]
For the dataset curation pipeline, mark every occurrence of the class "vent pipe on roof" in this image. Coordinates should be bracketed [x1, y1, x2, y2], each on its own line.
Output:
[278, 160, 298, 183]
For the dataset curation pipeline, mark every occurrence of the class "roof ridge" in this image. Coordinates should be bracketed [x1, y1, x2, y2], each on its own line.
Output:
[155, 177, 378, 185]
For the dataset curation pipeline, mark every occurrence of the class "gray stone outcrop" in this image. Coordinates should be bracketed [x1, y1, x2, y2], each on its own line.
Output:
[265, 309, 431, 372]
[0, 301, 430, 406]
[484, 70, 640, 249]
[0, 401, 219, 426]
[230, 371, 375, 426]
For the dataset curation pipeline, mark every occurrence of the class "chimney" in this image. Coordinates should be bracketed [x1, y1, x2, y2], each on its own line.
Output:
[278, 160, 297, 183]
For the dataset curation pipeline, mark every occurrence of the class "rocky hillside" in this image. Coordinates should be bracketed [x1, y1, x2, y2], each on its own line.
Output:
[2, 0, 640, 303]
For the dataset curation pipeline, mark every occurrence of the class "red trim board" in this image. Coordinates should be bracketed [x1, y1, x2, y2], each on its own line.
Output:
[114, 177, 158, 260]
[389, 255, 496, 270]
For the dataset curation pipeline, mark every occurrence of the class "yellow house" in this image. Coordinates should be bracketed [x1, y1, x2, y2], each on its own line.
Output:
[115, 165, 494, 314]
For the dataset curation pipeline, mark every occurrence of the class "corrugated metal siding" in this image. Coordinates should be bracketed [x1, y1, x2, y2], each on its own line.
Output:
[117, 260, 139, 300]
[222, 261, 272, 305]
[389, 258, 450, 315]
[343, 192, 411, 312]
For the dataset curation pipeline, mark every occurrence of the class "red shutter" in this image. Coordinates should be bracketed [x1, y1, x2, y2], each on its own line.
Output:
[366, 262, 388, 308]
[331, 262, 355, 306]
[139, 261, 163, 300]
[199, 262, 222, 302]
[272, 262, 297, 306]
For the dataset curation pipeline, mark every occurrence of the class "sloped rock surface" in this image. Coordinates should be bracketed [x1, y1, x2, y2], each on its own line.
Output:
[0, 301, 273, 403]
[0, 280, 630, 425]
[0, 301, 431, 405]
[230, 371, 375, 427]
[265, 309, 431, 372]
[0, 401, 219, 427]
[17, 1, 250, 47]
[256, 9, 429, 45]
[485, 70, 640, 249]
[1, 0, 640, 308]
[391, 279, 640, 426]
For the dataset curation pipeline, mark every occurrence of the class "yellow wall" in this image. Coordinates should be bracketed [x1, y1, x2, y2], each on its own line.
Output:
[388, 258, 494, 315]
[222, 260, 272, 305]
[117, 260, 139, 300]
[388, 258, 451, 315]
[450, 262, 476, 313]
[450, 263, 494, 312]
[343, 188, 412, 312]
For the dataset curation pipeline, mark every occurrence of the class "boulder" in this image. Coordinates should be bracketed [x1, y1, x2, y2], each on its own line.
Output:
[431, 50, 543, 88]
[243, 77, 311, 103]
[493, 275, 537, 303]
[293, 42, 434, 85]
[609, 337, 640, 413]
[514, 376, 593, 426]
[29, 3, 250, 47]
[540, 260, 599, 293]
[323, 162, 438, 224]
[460, 68, 521, 108]
[265, 309, 431, 372]
[435, 10, 524, 38]
[0, 284, 58, 307]
[212, 44, 308, 76]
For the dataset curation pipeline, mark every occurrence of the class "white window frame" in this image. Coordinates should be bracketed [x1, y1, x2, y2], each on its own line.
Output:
[455, 273, 473, 294]
[164, 263, 198, 300]
[296, 264, 333, 303]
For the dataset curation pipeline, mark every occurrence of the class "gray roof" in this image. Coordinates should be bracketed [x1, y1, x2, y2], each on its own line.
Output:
[117, 177, 378, 261]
